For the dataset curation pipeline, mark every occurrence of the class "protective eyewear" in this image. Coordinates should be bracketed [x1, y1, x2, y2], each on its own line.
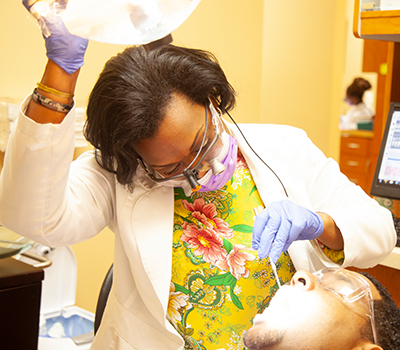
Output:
[313, 268, 377, 345]
[137, 101, 226, 191]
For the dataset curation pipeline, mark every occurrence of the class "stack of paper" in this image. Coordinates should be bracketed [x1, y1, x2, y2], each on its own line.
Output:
[0, 101, 9, 152]
[0, 101, 19, 152]
[381, 0, 400, 10]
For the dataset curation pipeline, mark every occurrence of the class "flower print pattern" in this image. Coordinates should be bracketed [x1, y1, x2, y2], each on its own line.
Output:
[180, 223, 227, 265]
[170, 149, 296, 350]
[231, 170, 251, 190]
[167, 282, 192, 324]
[191, 189, 233, 221]
[186, 271, 225, 309]
[216, 245, 256, 280]
[231, 150, 251, 190]
[236, 151, 247, 171]
[183, 198, 234, 239]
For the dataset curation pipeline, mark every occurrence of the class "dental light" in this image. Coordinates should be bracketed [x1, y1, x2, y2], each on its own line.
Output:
[26, 0, 201, 47]
[209, 158, 226, 176]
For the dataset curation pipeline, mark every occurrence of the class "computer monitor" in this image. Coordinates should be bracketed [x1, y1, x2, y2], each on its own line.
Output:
[370, 102, 400, 200]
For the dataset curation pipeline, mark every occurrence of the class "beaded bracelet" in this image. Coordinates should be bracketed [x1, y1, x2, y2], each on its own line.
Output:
[37, 82, 74, 99]
[32, 88, 73, 113]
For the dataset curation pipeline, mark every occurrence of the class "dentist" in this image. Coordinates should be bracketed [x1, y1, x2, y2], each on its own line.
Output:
[0, 3, 396, 350]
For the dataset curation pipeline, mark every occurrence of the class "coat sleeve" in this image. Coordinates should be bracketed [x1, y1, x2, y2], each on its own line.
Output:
[0, 96, 116, 247]
[285, 127, 396, 269]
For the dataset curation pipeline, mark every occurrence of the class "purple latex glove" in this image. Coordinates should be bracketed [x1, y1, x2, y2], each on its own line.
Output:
[22, 0, 88, 74]
[252, 200, 324, 263]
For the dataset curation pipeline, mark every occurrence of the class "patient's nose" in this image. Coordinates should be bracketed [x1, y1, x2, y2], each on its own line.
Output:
[291, 270, 317, 291]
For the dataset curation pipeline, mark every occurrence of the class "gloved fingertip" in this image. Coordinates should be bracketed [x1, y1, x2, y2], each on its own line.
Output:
[269, 246, 281, 263]
[258, 252, 266, 260]
[271, 253, 279, 264]
[282, 242, 291, 253]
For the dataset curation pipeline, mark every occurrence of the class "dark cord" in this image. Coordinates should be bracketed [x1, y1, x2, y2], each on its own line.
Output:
[225, 110, 289, 197]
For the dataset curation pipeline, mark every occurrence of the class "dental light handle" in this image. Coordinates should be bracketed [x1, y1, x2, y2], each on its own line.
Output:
[143, 34, 173, 51]
[24, 0, 63, 38]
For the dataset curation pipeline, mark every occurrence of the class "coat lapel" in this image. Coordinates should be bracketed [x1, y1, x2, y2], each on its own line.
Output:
[123, 168, 176, 324]
[229, 123, 288, 205]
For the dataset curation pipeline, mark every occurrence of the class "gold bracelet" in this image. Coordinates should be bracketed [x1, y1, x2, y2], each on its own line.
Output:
[36, 82, 74, 99]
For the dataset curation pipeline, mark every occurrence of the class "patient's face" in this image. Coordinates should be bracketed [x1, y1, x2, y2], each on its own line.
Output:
[243, 270, 381, 350]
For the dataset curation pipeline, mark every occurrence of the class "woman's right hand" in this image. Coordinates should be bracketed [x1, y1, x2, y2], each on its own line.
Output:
[22, 0, 89, 74]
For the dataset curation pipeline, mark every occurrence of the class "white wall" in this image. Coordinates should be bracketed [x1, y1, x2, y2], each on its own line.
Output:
[342, 0, 377, 113]
[261, 1, 346, 159]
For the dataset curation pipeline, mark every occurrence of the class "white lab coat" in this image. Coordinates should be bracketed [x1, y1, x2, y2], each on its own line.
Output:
[0, 97, 396, 350]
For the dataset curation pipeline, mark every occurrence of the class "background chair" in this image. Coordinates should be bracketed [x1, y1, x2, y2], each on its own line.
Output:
[94, 264, 113, 334]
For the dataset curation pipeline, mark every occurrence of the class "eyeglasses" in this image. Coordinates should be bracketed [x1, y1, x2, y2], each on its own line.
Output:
[313, 268, 377, 345]
[137, 101, 224, 190]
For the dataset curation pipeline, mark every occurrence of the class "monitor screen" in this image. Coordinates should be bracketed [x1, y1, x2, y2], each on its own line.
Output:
[371, 102, 400, 200]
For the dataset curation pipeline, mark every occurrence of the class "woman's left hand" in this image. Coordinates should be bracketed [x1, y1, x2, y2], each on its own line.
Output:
[252, 200, 324, 263]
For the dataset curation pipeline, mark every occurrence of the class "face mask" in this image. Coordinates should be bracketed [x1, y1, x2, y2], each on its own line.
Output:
[197, 132, 238, 192]
[151, 171, 194, 196]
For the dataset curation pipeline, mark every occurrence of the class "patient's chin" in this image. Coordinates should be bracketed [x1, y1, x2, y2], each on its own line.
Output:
[243, 324, 285, 350]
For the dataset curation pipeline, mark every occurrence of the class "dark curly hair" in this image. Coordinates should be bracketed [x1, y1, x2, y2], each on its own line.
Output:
[359, 272, 400, 349]
[84, 45, 236, 189]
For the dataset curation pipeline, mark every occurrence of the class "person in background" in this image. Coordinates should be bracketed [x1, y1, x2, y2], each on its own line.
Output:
[340, 77, 375, 131]
[0, 4, 396, 349]
[243, 268, 400, 350]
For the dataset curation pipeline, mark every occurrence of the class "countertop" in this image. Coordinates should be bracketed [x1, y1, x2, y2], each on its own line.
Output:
[380, 247, 400, 270]
[340, 130, 374, 139]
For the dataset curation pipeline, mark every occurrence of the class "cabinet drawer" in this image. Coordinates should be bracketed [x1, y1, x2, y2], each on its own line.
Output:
[341, 169, 367, 191]
[340, 154, 368, 173]
[340, 136, 369, 156]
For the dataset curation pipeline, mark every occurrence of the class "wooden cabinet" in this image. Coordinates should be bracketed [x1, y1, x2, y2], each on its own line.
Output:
[339, 37, 389, 194]
[341, 135, 370, 156]
[340, 3, 400, 195]
[349, 264, 400, 309]
[339, 133, 373, 193]
[0, 258, 44, 349]
[353, 1, 400, 41]
[353, 1, 400, 122]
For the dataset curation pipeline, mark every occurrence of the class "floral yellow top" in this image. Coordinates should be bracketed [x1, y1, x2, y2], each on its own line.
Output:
[169, 151, 296, 350]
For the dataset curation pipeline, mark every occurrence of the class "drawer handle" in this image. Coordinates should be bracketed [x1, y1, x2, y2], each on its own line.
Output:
[346, 161, 359, 167]
[347, 143, 361, 149]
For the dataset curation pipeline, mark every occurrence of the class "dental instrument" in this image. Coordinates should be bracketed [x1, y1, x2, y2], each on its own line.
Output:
[253, 208, 281, 289]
